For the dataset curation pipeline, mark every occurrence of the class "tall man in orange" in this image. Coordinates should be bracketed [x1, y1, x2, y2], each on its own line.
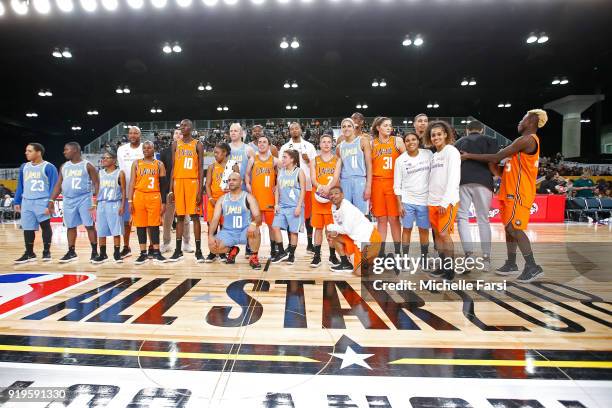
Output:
[128, 141, 168, 265]
[168, 119, 205, 263]
[309, 133, 341, 268]
[246, 134, 280, 259]
[461, 109, 547, 283]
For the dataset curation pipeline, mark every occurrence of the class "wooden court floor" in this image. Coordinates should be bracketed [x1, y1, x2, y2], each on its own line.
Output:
[0, 222, 610, 407]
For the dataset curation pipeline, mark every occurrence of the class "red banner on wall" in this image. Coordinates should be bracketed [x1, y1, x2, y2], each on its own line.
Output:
[469, 194, 566, 223]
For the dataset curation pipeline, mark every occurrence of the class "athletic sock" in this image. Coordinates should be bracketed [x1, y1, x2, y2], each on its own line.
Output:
[175, 239, 182, 252]
[340, 255, 350, 265]
[195, 240, 201, 252]
[276, 241, 285, 253]
[420, 244, 429, 258]
[314, 245, 321, 256]
[270, 241, 277, 256]
[523, 252, 536, 267]
[507, 251, 517, 264]
[99, 246, 107, 257]
[288, 245, 296, 255]
[44, 243, 51, 252]
[394, 241, 401, 255]
[329, 247, 336, 258]
[114, 246, 120, 257]
[91, 242, 97, 253]
[69, 246, 76, 254]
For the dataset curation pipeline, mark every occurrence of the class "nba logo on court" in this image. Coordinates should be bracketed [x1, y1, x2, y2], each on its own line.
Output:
[0, 273, 93, 318]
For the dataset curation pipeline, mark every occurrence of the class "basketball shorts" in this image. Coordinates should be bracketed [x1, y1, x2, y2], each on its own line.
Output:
[261, 211, 274, 226]
[339, 228, 382, 269]
[429, 203, 459, 234]
[311, 213, 334, 229]
[340, 177, 368, 214]
[96, 201, 124, 237]
[122, 198, 131, 223]
[500, 199, 531, 230]
[174, 178, 200, 216]
[133, 191, 162, 227]
[216, 227, 248, 248]
[304, 192, 312, 220]
[207, 194, 224, 223]
[371, 178, 399, 217]
[20, 197, 50, 231]
[63, 194, 94, 229]
[272, 207, 303, 233]
[402, 203, 430, 229]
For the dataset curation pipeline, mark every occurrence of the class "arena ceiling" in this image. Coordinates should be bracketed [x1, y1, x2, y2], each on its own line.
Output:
[0, 0, 611, 164]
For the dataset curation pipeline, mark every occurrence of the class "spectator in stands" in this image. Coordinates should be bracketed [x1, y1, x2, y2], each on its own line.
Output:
[596, 179, 609, 197]
[0, 184, 11, 197]
[0, 194, 13, 222]
[572, 169, 596, 198]
[538, 171, 564, 194]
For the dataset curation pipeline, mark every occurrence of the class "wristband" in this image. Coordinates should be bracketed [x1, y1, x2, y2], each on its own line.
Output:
[48, 199, 54, 203]
[128, 200, 133, 203]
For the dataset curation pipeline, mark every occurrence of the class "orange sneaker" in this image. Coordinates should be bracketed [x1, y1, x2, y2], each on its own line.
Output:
[249, 254, 262, 270]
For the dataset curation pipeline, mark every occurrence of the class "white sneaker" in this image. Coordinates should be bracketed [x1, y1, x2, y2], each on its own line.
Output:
[160, 244, 172, 254]
[183, 244, 195, 253]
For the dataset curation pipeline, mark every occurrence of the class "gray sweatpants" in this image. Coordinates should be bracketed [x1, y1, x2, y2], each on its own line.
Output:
[456, 183, 493, 256]
[162, 200, 191, 247]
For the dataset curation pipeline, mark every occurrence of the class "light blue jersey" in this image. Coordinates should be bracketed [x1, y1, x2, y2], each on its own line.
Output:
[98, 168, 122, 202]
[222, 191, 252, 231]
[230, 143, 250, 179]
[22, 161, 52, 200]
[61, 160, 91, 199]
[339, 136, 366, 179]
[278, 167, 300, 209]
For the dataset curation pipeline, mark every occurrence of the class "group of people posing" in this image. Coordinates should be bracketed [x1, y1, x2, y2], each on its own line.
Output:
[12, 108, 548, 283]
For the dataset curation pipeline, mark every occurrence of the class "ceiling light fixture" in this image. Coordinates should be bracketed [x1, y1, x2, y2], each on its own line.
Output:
[56, 0, 74, 11]
[151, 0, 167, 8]
[33, 0, 51, 14]
[127, 0, 144, 9]
[101, 0, 118, 10]
[11, 0, 29, 15]
[80, 0, 97, 13]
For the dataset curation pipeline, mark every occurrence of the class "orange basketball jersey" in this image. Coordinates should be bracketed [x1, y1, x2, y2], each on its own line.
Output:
[134, 159, 161, 193]
[173, 139, 199, 179]
[312, 155, 337, 213]
[372, 137, 400, 178]
[209, 161, 225, 200]
[251, 154, 276, 211]
[499, 134, 540, 207]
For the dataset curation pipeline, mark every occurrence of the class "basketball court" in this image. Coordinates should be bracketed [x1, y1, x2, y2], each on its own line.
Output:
[1, 222, 610, 407]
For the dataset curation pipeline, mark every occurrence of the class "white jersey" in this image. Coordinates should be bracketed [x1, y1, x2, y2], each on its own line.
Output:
[394, 149, 433, 206]
[279, 139, 316, 191]
[329, 199, 374, 248]
[428, 144, 461, 207]
[117, 143, 144, 184]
